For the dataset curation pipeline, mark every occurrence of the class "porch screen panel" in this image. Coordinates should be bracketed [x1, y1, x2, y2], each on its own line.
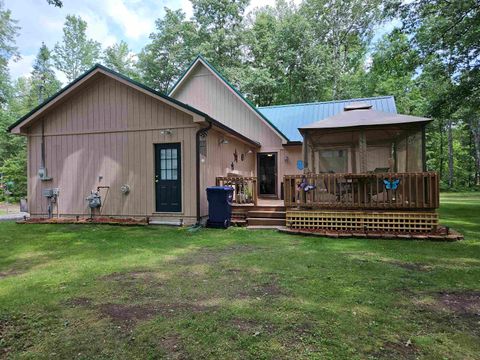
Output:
[367, 146, 391, 172]
[318, 149, 348, 173]
[407, 131, 423, 171]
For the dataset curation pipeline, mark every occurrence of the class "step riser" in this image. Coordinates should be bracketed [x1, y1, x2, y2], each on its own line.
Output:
[247, 218, 286, 226]
[232, 207, 286, 212]
[247, 211, 286, 219]
[231, 219, 247, 227]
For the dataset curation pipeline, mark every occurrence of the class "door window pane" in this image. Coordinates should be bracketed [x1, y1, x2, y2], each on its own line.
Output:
[159, 146, 179, 180]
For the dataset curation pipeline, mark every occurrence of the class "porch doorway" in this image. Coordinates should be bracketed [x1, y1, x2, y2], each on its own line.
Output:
[257, 152, 277, 197]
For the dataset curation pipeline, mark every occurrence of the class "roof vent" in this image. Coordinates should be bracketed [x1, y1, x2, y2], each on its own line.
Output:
[344, 102, 373, 111]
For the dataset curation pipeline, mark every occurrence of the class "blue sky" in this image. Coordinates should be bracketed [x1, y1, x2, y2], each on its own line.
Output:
[6, 0, 396, 84]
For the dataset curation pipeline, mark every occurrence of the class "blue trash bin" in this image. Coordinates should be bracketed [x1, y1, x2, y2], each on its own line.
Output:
[206, 186, 234, 228]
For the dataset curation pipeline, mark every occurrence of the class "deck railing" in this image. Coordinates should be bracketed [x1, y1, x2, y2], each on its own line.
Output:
[284, 172, 439, 210]
[216, 176, 258, 205]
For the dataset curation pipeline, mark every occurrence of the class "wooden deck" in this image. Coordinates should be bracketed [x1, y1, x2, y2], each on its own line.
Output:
[284, 172, 439, 210]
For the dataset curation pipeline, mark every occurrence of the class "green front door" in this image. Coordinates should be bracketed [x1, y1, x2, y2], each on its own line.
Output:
[155, 143, 181, 212]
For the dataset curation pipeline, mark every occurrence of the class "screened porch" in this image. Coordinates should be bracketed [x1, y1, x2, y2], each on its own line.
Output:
[284, 103, 439, 210]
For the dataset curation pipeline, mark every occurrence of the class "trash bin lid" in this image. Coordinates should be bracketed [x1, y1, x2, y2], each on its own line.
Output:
[206, 186, 234, 192]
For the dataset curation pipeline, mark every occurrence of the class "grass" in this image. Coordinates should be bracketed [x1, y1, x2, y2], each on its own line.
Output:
[0, 193, 479, 359]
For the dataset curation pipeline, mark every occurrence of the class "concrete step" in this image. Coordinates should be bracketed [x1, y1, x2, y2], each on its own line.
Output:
[247, 210, 286, 219]
[246, 217, 286, 226]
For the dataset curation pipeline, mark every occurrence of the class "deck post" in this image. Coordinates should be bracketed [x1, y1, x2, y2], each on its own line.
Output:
[302, 133, 308, 171]
[359, 130, 367, 173]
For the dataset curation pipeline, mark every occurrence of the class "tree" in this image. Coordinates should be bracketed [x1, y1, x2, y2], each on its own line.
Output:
[301, 0, 386, 99]
[398, 0, 480, 189]
[31, 43, 61, 103]
[53, 15, 101, 81]
[242, 1, 327, 105]
[103, 41, 137, 78]
[365, 30, 422, 114]
[192, 0, 249, 72]
[0, 1, 19, 104]
[46, 0, 62, 7]
[137, 8, 198, 92]
[0, 151, 26, 201]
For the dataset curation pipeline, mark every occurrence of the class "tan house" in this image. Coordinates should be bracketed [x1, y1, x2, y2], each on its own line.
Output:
[9, 55, 440, 232]
[8, 57, 301, 225]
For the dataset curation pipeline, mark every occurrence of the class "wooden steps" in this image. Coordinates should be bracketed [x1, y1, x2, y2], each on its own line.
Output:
[231, 204, 286, 227]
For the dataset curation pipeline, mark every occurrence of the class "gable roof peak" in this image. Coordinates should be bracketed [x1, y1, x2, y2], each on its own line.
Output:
[169, 55, 289, 142]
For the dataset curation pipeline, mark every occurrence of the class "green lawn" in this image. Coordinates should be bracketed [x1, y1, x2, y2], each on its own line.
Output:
[1, 194, 479, 359]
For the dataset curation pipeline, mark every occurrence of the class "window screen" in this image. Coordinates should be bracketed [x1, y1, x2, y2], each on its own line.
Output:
[160, 148, 178, 180]
[319, 149, 348, 173]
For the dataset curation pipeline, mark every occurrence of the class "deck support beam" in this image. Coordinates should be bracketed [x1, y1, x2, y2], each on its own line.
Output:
[359, 130, 367, 173]
[302, 133, 308, 172]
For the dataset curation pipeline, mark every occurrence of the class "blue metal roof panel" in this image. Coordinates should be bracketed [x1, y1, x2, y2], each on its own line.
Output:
[258, 96, 397, 141]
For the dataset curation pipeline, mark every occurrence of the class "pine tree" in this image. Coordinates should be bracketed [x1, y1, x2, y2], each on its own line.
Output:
[31, 43, 61, 103]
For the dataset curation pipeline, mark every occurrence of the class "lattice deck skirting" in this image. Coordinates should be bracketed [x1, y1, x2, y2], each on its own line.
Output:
[286, 210, 439, 232]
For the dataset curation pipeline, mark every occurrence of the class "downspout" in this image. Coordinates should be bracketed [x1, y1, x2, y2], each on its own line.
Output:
[196, 119, 212, 223]
[41, 120, 46, 170]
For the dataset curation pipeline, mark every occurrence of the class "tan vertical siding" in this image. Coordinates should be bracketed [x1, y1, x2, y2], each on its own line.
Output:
[173, 63, 284, 150]
[26, 74, 199, 223]
[281, 146, 303, 176]
[172, 62, 303, 196]
[200, 129, 256, 216]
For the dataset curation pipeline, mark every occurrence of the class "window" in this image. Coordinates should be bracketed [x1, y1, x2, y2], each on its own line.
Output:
[160, 148, 178, 180]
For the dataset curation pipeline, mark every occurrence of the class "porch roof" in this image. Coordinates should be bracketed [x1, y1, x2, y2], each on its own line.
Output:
[299, 106, 431, 132]
[258, 96, 397, 141]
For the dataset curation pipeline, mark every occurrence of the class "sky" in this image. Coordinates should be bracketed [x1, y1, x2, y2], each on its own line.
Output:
[6, 0, 396, 85]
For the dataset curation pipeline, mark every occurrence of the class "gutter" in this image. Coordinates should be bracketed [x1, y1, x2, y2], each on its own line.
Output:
[283, 141, 302, 146]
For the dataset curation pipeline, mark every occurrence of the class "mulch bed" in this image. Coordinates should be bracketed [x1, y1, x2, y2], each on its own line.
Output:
[278, 226, 464, 241]
[17, 216, 148, 226]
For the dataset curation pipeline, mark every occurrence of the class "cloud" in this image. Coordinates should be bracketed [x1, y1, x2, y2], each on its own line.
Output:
[180, 0, 193, 18]
[8, 54, 36, 80]
[80, 11, 117, 47]
[103, 0, 155, 40]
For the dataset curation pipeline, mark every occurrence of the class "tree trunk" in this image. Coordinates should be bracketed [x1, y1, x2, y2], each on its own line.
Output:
[471, 117, 480, 186]
[439, 119, 444, 179]
[447, 119, 454, 188]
